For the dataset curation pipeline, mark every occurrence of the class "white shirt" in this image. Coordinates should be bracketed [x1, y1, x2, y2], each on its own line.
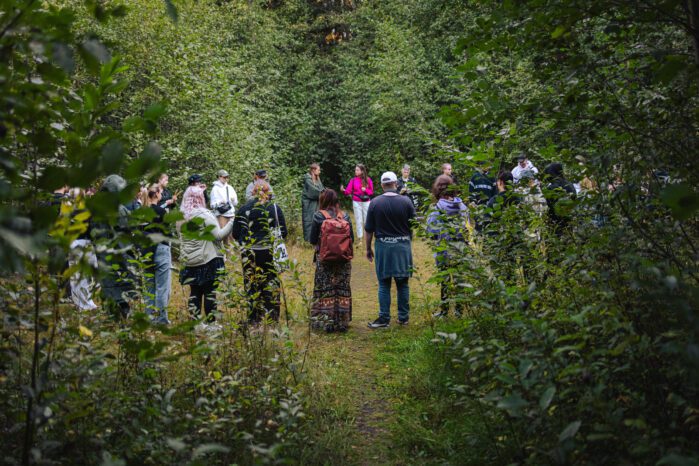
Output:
[512, 160, 539, 183]
[210, 180, 238, 217]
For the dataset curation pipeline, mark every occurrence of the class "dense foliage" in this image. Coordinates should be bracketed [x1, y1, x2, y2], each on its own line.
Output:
[1, 0, 698, 464]
[398, 1, 699, 464]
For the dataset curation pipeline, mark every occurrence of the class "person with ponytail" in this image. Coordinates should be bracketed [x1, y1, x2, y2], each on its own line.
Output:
[341, 163, 373, 244]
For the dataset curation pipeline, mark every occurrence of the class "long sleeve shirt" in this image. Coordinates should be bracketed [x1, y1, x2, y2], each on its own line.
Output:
[343, 177, 374, 202]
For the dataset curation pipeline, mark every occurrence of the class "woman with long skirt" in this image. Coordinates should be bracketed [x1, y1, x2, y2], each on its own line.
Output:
[309, 189, 353, 332]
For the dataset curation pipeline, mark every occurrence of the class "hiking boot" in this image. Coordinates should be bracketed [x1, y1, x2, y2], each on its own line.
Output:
[367, 318, 390, 329]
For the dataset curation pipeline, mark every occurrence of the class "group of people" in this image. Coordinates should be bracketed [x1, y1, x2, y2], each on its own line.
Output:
[301, 155, 581, 330]
[178, 172, 287, 331]
[57, 154, 579, 334]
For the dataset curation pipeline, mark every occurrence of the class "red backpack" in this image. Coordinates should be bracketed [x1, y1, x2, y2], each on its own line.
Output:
[318, 210, 353, 263]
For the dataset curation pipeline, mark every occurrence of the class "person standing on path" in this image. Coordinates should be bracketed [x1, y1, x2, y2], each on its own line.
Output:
[309, 189, 354, 332]
[441, 163, 458, 184]
[157, 173, 178, 210]
[232, 182, 288, 325]
[302, 163, 324, 243]
[210, 169, 238, 244]
[342, 164, 373, 244]
[426, 175, 470, 318]
[512, 153, 539, 184]
[179, 185, 233, 329]
[396, 164, 420, 210]
[143, 183, 172, 325]
[245, 169, 273, 200]
[365, 171, 416, 329]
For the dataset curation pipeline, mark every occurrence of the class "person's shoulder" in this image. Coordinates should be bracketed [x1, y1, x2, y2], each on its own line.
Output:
[240, 199, 256, 211]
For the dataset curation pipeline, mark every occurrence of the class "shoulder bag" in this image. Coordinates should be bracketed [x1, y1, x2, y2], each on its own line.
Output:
[272, 204, 289, 271]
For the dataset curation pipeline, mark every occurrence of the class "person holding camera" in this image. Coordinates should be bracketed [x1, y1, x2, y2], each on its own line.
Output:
[342, 164, 373, 244]
[210, 169, 238, 239]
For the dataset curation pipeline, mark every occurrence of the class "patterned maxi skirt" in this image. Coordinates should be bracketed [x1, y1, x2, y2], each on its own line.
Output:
[311, 260, 352, 332]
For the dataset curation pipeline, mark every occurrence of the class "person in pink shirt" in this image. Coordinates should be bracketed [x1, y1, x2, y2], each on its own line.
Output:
[341, 164, 373, 243]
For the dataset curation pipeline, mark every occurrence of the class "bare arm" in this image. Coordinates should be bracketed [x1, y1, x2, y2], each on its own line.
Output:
[365, 231, 374, 262]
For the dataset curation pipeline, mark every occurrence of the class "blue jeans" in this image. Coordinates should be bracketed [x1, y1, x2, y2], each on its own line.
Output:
[146, 243, 171, 323]
[378, 277, 410, 323]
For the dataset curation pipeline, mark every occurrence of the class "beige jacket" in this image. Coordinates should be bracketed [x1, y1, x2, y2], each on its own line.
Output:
[180, 209, 234, 267]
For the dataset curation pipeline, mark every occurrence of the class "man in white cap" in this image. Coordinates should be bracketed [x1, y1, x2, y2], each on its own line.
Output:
[210, 169, 238, 235]
[365, 171, 417, 328]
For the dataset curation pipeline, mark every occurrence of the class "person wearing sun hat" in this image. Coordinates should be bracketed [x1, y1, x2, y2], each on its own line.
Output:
[365, 171, 417, 329]
[210, 169, 238, 235]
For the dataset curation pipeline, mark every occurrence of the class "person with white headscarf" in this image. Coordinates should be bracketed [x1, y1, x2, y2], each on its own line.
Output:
[179, 185, 234, 328]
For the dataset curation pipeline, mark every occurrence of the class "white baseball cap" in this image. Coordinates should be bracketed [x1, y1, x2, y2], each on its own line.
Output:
[380, 171, 398, 184]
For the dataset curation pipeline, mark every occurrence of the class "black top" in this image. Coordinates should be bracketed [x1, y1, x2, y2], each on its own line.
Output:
[396, 176, 420, 208]
[544, 178, 576, 227]
[232, 198, 288, 247]
[469, 171, 496, 205]
[364, 191, 416, 239]
[309, 208, 354, 245]
[486, 190, 520, 210]
[158, 188, 173, 209]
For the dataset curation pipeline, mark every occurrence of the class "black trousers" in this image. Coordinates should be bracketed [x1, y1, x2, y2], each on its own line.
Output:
[189, 280, 217, 322]
[243, 249, 280, 324]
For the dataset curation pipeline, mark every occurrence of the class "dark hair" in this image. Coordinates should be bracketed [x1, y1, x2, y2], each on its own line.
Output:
[255, 169, 268, 179]
[544, 162, 563, 178]
[319, 189, 343, 215]
[497, 170, 514, 185]
[356, 164, 368, 188]
[431, 175, 458, 200]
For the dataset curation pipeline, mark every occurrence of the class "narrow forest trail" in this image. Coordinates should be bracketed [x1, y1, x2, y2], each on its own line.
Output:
[286, 238, 439, 465]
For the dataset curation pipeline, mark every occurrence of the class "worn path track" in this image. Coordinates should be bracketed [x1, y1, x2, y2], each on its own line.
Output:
[287, 238, 438, 465]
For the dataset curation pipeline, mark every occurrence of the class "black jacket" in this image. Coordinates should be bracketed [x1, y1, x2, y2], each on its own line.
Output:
[232, 199, 287, 247]
[469, 171, 496, 205]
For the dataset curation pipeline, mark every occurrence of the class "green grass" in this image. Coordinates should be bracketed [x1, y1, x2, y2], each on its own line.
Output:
[370, 321, 499, 465]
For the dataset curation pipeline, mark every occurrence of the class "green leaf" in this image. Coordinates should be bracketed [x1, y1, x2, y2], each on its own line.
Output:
[655, 55, 687, 84]
[144, 102, 167, 121]
[166, 437, 186, 452]
[539, 386, 556, 410]
[661, 183, 699, 220]
[192, 444, 230, 458]
[164, 0, 179, 23]
[496, 394, 529, 414]
[656, 453, 699, 466]
[559, 420, 582, 442]
[551, 25, 567, 39]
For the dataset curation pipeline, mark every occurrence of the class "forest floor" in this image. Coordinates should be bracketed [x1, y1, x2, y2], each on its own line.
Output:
[282, 239, 441, 465]
[166, 234, 443, 465]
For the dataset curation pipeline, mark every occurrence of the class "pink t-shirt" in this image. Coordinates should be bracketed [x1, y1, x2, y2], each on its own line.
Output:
[344, 177, 374, 202]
